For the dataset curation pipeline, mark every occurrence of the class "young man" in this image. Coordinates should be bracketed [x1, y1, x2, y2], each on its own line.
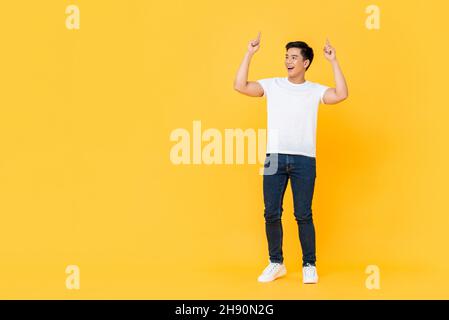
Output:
[233, 32, 348, 284]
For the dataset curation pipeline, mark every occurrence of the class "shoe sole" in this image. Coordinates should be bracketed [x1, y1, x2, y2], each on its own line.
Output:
[303, 277, 319, 284]
[257, 268, 287, 283]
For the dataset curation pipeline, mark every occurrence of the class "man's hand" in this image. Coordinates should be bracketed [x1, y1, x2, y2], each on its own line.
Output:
[323, 38, 336, 61]
[247, 32, 261, 55]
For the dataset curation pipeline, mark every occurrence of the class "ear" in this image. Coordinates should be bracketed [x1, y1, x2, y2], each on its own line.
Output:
[304, 59, 310, 69]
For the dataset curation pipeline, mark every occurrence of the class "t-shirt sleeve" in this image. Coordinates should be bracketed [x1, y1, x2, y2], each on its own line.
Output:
[316, 83, 330, 104]
[256, 78, 273, 97]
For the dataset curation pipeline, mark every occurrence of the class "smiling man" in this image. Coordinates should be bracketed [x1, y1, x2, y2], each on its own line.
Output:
[233, 32, 348, 284]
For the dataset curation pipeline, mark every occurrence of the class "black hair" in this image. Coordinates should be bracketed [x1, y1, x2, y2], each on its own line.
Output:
[285, 41, 314, 70]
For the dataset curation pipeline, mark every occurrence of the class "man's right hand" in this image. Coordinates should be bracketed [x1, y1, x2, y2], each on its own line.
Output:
[247, 32, 261, 55]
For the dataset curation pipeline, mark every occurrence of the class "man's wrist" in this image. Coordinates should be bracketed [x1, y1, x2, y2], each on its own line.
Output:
[330, 58, 339, 64]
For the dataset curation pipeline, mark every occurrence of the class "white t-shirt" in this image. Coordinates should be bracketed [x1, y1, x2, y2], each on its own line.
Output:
[256, 77, 329, 158]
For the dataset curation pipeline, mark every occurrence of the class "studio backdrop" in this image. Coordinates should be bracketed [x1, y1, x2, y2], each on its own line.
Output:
[0, 0, 448, 299]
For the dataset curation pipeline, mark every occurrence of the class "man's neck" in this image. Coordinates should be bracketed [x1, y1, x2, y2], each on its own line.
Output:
[287, 74, 306, 84]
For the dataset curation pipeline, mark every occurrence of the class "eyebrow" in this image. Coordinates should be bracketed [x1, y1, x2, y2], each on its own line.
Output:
[285, 54, 299, 57]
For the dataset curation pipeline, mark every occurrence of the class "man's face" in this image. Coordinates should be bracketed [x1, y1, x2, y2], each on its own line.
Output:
[285, 47, 309, 76]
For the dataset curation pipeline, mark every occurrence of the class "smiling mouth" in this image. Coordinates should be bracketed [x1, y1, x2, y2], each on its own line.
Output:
[287, 67, 294, 70]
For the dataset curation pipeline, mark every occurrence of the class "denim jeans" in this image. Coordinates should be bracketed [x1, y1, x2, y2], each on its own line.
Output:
[263, 153, 317, 267]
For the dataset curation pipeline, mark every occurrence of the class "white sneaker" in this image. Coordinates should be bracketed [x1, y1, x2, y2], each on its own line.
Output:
[303, 263, 318, 284]
[257, 262, 287, 282]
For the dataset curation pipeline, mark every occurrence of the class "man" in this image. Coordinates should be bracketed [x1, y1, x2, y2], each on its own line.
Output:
[233, 32, 348, 284]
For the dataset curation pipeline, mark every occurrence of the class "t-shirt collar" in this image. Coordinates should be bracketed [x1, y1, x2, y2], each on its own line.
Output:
[285, 77, 309, 87]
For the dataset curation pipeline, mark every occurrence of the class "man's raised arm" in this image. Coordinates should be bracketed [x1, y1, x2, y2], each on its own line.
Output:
[233, 32, 264, 97]
[322, 38, 349, 104]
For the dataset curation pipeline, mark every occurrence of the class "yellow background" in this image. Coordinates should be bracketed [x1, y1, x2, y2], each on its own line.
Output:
[0, 0, 448, 299]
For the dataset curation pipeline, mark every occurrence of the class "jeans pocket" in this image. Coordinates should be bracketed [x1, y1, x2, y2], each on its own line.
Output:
[264, 157, 270, 168]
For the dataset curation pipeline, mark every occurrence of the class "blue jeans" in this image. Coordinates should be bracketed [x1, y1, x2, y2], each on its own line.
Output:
[263, 153, 317, 267]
